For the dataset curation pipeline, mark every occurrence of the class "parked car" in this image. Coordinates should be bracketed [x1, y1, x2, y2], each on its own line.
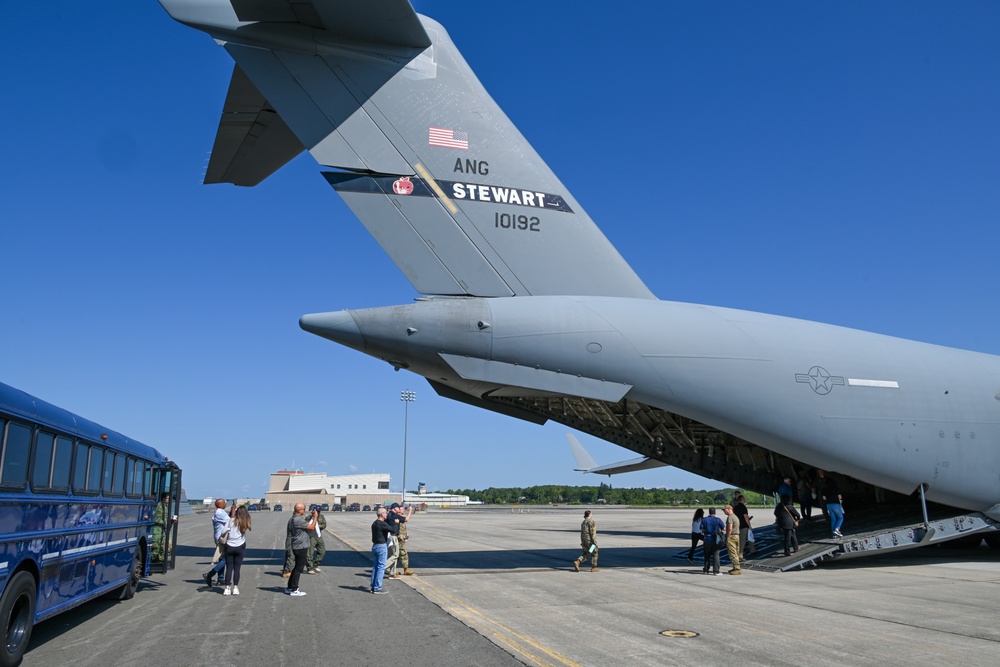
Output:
[334, 504, 342, 512]
[273, 504, 283, 512]
[320, 503, 329, 511]
[362, 504, 372, 512]
[348, 503, 361, 512]
[248, 504, 258, 511]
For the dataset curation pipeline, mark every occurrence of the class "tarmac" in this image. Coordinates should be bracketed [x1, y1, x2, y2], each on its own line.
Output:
[22, 506, 1000, 667]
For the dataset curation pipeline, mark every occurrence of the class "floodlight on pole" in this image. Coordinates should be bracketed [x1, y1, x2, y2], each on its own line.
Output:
[400, 390, 416, 505]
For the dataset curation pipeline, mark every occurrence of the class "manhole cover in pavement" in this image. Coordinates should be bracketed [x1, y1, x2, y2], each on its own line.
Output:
[660, 630, 699, 638]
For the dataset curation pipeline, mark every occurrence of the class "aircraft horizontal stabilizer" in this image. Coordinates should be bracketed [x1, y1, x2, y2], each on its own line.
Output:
[567, 434, 668, 476]
[228, 0, 432, 49]
[205, 65, 305, 186]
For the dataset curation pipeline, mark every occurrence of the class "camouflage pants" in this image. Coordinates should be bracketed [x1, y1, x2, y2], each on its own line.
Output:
[575, 542, 598, 567]
[307, 536, 326, 570]
[150, 525, 165, 561]
[397, 538, 408, 570]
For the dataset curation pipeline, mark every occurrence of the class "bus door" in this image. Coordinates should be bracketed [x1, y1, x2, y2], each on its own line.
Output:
[150, 463, 182, 573]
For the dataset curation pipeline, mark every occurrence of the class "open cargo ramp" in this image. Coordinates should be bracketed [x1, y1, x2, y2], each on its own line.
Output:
[745, 512, 999, 572]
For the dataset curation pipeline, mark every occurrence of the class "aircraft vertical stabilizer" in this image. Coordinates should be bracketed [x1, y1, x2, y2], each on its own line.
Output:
[158, 0, 655, 300]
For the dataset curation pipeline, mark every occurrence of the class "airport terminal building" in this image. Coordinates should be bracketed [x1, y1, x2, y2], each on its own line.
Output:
[266, 470, 395, 509]
[265, 472, 473, 509]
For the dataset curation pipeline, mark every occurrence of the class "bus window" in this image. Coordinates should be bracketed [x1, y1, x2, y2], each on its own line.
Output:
[87, 447, 104, 492]
[1, 421, 32, 488]
[32, 431, 56, 489]
[73, 442, 90, 492]
[112, 453, 126, 495]
[143, 463, 153, 499]
[52, 436, 72, 489]
[131, 459, 144, 497]
[125, 457, 136, 497]
[103, 452, 116, 494]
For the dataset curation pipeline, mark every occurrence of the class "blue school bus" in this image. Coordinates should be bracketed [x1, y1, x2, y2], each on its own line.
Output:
[0, 381, 181, 667]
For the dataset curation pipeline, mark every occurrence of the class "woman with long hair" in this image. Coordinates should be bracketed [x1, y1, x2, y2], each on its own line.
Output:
[687, 508, 705, 563]
[223, 504, 252, 596]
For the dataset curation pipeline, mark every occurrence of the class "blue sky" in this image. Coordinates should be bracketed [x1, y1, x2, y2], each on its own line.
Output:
[3, 2, 998, 501]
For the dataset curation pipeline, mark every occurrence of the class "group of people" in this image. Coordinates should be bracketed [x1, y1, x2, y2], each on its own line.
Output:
[201, 500, 416, 598]
[201, 498, 252, 595]
[683, 476, 848, 572]
[369, 503, 414, 594]
[280, 504, 327, 582]
[777, 470, 846, 539]
[197, 480, 847, 593]
[280, 503, 322, 596]
[687, 494, 755, 575]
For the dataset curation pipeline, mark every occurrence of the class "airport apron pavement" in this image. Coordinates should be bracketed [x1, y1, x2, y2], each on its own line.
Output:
[23, 507, 1000, 667]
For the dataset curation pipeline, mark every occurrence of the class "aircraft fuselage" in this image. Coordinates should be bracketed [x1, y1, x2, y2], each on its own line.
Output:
[301, 296, 1000, 517]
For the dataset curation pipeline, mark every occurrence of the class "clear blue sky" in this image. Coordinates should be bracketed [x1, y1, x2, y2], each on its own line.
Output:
[3, 2, 998, 502]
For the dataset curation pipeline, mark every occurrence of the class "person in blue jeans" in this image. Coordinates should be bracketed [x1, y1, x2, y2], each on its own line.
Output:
[202, 498, 228, 587]
[700, 507, 726, 575]
[825, 478, 845, 538]
[370, 507, 393, 594]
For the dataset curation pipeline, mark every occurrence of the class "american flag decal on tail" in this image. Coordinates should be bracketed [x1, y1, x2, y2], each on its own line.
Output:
[429, 127, 469, 150]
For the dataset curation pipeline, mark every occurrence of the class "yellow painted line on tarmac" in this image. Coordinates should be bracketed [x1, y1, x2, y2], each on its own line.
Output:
[326, 525, 580, 667]
[326, 527, 370, 559]
[407, 575, 583, 667]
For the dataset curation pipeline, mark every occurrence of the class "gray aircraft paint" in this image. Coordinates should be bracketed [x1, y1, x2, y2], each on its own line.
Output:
[159, 1, 1000, 521]
[568, 434, 668, 476]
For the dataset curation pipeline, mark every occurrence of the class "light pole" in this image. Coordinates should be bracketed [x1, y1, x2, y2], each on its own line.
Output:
[400, 390, 415, 505]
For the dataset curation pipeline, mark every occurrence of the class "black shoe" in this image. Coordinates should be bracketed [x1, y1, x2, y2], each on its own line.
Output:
[202, 573, 213, 587]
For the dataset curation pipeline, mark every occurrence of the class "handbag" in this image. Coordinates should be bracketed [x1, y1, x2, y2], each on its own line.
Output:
[784, 505, 799, 528]
[215, 520, 231, 556]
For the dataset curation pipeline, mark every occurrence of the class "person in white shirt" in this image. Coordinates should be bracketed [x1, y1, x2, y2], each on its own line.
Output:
[222, 504, 252, 596]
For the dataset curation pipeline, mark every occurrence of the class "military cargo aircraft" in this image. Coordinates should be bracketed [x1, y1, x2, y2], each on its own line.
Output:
[158, 0, 1000, 556]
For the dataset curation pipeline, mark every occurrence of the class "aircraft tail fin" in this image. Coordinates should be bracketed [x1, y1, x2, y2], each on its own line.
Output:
[567, 434, 599, 472]
[161, 0, 655, 299]
[568, 433, 669, 476]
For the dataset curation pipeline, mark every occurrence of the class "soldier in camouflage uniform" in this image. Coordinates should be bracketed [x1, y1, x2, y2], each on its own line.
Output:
[150, 493, 174, 562]
[306, 510, 327, 574]
[572, 510, 599, 572]
[392, 503, 415, 575]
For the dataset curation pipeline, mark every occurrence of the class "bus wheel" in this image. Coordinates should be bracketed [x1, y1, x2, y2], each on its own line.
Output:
[117, 546, 143, 601]
[1, 571, 36, 667]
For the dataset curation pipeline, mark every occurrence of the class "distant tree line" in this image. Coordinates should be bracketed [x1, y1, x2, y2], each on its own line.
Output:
[444, 483, 770, 507]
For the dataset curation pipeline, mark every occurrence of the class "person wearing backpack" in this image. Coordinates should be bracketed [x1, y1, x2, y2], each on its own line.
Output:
[774, 494, 802, 556]
[700, 507, 726, 575]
